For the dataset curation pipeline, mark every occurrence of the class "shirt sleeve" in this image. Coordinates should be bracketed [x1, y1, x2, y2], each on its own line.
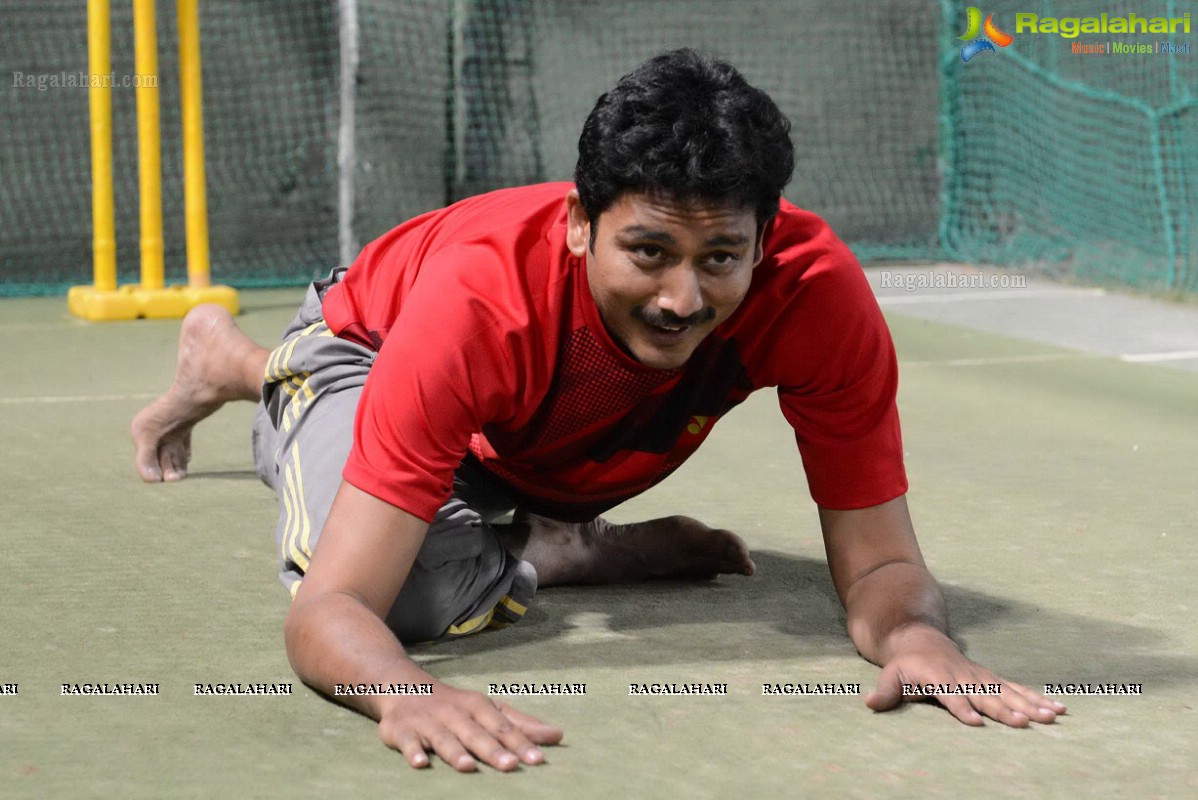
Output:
[341, 257, 528, 522]
[774, 251, 908, 510]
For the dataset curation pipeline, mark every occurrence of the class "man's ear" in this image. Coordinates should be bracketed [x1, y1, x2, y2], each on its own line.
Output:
[752, 223, 768, 268]
[565, 189, 591, 258]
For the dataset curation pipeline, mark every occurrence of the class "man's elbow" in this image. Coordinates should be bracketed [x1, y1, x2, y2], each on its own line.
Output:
[283, 594, 322, 675]
[283, 600, 304, 671]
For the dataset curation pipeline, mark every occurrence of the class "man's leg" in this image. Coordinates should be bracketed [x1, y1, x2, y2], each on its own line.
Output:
[272, 388, 536, 642]
[132, 304, 269, 482]
[252, 304, 536, 642]
[384, 484, 537, 643]
[498, 512, 756, 587]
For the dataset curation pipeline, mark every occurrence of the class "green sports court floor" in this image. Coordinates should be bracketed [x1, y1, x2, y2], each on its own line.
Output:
[3, 266, 1196, 799]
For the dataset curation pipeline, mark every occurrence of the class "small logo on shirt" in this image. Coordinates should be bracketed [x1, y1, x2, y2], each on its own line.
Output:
[686, 415, 710, 435]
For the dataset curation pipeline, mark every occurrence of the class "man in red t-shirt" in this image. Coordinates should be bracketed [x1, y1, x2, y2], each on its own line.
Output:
[133, 49, 1064, 772]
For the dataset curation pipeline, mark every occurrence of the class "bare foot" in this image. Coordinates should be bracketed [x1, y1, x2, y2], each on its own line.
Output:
[499, 512, 755, 587]
[131, 304, 269, 482]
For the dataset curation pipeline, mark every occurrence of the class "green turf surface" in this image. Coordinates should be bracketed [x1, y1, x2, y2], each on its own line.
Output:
[2, 290, 1195, 798]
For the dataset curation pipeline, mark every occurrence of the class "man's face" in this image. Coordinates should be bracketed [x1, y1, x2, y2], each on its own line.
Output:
[566, 190, 764, 371]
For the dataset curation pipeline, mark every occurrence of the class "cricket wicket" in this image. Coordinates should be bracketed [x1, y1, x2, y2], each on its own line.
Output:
[69, 0, 238, 321]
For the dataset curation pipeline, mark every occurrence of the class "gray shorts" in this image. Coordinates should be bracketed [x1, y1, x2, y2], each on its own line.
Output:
[251, 273, 537, 644]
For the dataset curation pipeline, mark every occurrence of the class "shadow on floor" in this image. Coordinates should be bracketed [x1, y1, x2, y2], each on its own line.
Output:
[417, 550, 1197, 688]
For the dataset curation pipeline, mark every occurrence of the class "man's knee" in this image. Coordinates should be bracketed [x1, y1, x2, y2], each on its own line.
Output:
[383, 514, 537, 645]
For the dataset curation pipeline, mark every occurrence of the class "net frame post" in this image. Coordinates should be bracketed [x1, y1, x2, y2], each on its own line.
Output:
[337, 0, 360, 269]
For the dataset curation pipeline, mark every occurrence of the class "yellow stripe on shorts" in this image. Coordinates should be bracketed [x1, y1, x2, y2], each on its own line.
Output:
[280, 465, 298, 566]
[499, 595, 528, 617]
[292, 441, 315, 565]
[281, 373, 315, 434]
[446, 608, 497, 637]
[282, 453, 311, 572]
[265, 321, 330, 383]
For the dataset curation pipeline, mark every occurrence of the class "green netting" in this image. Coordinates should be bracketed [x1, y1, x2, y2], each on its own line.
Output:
[1, 1, 1194, 297]
[351, 0, 451, 262]
[438, 0, 943, 259]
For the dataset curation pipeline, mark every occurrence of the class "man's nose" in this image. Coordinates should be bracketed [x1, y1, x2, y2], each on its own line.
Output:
[655, 265, 704, 320]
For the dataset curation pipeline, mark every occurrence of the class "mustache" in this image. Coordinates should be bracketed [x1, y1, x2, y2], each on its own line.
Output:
[633, 306, 717, 328]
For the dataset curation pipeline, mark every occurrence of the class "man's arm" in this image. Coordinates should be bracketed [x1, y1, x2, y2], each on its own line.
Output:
[284, 481, 562, 771]
[819, 494, 1066, 726]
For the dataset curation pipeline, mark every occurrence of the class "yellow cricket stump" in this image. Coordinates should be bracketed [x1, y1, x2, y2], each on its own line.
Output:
[71, 0, 238, 321]
[69, 283, 240, 320]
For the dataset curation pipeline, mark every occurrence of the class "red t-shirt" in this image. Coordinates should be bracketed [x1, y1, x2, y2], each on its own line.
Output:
[321, 183, 906, 523]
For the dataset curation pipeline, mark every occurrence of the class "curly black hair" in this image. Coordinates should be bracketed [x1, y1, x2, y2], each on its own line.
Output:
[574, 49, 794, 237]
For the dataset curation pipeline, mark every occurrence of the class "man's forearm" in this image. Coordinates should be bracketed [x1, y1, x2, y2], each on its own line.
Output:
[822, 496, 1064, 726]
[843, 560, 951, 666]
[285, 591, 440, 720]
[282, 481, 443, 719]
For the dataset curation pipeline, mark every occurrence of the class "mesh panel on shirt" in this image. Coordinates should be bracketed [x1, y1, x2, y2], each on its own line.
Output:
[533, 326, 679, 448]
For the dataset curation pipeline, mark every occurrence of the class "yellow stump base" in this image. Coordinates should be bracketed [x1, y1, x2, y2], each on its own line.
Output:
[68, 283, 239, 321]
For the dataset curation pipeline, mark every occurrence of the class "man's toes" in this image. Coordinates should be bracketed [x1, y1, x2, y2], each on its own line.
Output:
[132, 424, 164, 482]
[161, 444, 190, 482]
[721, 537, 755, 575]
[136, 456, 164, 483]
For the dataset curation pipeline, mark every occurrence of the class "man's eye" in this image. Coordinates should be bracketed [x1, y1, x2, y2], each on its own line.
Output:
[634, 245, 663, 260]
[706, 252, 739, 268]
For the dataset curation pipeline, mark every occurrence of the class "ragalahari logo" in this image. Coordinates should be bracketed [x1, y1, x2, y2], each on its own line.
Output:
[959, 6, 1014, 62]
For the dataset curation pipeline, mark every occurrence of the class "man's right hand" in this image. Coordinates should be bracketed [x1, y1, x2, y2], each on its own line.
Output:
[285, 481, 562, 771]
[378, 685, 563, 771]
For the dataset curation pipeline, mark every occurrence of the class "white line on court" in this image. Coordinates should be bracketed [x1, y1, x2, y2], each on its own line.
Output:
[0, 392, 159, 405]
[877, 288, 1106, 305]
[1119, 350, 1198, 363]
[901, 353, 1093, 367]
[0, 322, 91, 331]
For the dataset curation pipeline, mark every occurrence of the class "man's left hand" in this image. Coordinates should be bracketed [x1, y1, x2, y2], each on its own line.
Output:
[865, 625, 1066, 727]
